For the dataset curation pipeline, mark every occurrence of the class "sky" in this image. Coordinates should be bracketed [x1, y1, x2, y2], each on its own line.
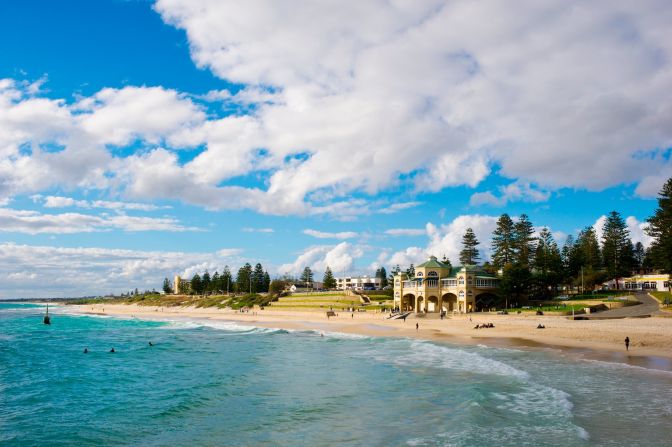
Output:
[0, 0, 670, 298]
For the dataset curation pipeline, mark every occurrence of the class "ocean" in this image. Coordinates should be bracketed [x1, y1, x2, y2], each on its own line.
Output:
[1, 302, 671, 446]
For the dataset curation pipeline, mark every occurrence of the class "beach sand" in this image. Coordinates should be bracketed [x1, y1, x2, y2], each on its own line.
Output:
[67, 304, 672, 371]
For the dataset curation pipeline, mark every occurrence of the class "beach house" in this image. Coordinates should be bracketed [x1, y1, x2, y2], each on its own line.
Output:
[393, 256, 501, 313]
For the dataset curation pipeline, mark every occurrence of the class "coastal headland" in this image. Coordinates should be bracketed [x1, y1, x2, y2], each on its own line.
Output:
[67, 303, 672, 371]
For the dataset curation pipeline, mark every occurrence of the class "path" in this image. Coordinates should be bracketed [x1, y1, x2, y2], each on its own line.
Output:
[581, 292, 661, 319]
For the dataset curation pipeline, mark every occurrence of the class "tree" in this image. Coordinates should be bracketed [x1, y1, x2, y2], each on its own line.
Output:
[646, 177, 672, 275]
[459, 227, 480, 265]
[221, 266, 233, 294]
[406, 263, 415, 277]
[211, 271, 220, 293]
[533, 227, 562, 297]
[499, 263, 532, 308]
[162, 277, 172, 294]
[236, 263, 253, 294]
[633, 242, 645, 271]
[269, 279, 288, 296]
[263, 271, 271, 292]
[513, 214, 536, 267]
[300, 267, 313, 287]
[323, 266, 337, 289]
[375, 266, 388, 288]
[601, 211, 635, 284]
[491, 213, 516, 269]
[252, 263, 265, 293]
[202, 271, 211, 294]
[576, 226, 602, 270]
[191, 274, 203, 295]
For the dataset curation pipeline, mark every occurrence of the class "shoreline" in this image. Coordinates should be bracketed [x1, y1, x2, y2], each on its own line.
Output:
[63, 303, 672, 372]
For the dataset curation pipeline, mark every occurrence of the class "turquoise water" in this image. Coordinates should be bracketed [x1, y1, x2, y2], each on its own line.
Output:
[1, 303, 671, 446]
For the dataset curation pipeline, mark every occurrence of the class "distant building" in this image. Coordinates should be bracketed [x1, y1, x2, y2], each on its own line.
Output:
[603, 274, 670, 291]
[288, 282, 324, 293]
[393, 256, 501, 313]
[174, 275, 191, 294]
[335, 275, 381, 291]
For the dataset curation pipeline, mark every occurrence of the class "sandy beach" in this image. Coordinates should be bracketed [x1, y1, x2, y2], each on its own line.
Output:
[65, 303, 672, 371]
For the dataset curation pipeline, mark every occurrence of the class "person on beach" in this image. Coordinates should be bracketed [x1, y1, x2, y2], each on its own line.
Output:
[416, 322, 419, 331]
[625, 336, 630, 351]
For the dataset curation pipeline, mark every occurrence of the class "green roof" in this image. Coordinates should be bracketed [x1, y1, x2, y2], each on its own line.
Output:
[416, 256, 451, 269]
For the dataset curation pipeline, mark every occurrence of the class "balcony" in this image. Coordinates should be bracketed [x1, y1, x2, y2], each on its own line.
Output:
[441, 279, 458, 287]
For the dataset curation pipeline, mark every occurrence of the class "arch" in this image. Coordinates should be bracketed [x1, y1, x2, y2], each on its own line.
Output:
[427, 271, 438, 277]
[441, 293, 457, 312]
[416, 296, 424, 313]
[427, 296, 439, 312]
[401, 293, 415, 312]
[416, 272, 424, 277]
[475, 292, 504, 312]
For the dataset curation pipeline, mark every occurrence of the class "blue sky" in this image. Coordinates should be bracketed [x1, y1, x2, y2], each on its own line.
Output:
[0, 0, 670, 297]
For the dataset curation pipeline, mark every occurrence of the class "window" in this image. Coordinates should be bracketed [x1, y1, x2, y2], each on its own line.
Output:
[467, 277, 472, 285]
[459, 290, 465, 297]
[458, 276, 465, 285]
[427, 271, 438, 277]
[664, 281, 670, 288]
[417, 272, 423, 277]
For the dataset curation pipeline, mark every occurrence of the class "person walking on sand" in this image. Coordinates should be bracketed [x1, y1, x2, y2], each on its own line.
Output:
[625, 336, 630, 351]
[416, 322, 419, 331]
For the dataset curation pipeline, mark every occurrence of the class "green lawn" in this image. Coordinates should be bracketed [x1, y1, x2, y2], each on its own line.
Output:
[650, 291, 672, 305]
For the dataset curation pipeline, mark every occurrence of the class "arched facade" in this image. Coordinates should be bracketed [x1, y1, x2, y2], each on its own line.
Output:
[393, 256, 500, 313]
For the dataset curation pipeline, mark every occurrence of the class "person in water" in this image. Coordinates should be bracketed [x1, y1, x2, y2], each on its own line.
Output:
[148, 342, 153, 347]
[625, 336, 630, 351]
[83, 348, 88, 354]
[110, 347, 115, 353]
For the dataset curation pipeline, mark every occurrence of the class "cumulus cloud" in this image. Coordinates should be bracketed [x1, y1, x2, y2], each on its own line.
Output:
[32, 194, 169, 212]
[384, 228, 427, 237]
[0, 243, 243, 298]
[380, 215, 499, 267]
[470, 182, 550, 207]
[0, 208, 198, 234]
[592, 214, 653, 247]
[303, 229, 358, 239]
[2, 1, 672, 215]
[152, 0, 672, 208]
[278, 242, 364, 276]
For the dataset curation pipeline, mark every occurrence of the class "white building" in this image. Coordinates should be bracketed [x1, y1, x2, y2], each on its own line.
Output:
[335, 275, 382, 291]
[603, 274, 670, 291]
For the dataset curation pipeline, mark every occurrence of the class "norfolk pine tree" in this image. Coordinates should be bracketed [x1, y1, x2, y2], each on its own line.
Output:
[646, 177, 672, 276]
[459, 228, 480, 265]
[323, 266, 337, 289]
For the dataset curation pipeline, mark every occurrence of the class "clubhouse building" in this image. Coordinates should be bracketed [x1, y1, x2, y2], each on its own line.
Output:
[393, 256, 500, 313]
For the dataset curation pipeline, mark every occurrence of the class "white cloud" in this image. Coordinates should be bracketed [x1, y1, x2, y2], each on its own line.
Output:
[242, 227, 274, 233]
[381, 215, 499, 267]
[152, 0, 672, 210]
[0, 208, 197, 234]
[593, 214, 653, 248]
[384, 228, 427, 237]
[278, 242, 363, 276]
[0, 243, 243, 298]
[470, 182, 550, 207]
[303, 229, 358, 239]
[33, 194, 169, 212]
[1, 1, 671, 215]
